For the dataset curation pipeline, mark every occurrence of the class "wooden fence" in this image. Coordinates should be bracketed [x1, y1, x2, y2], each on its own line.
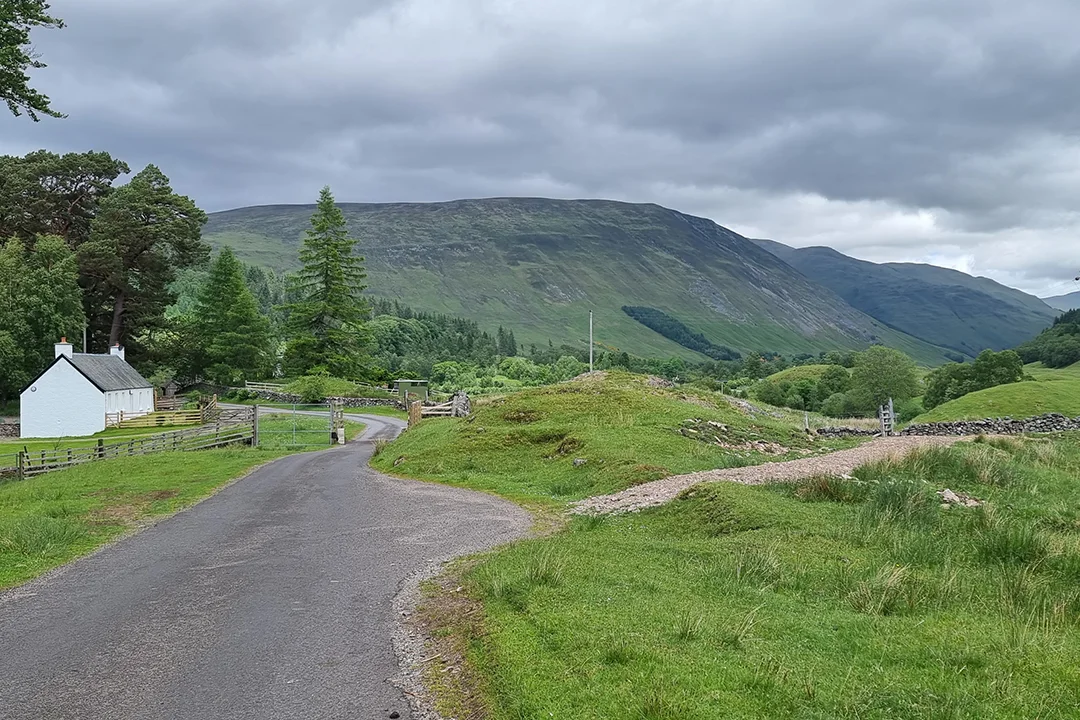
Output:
[107, 396, 218, 429]
[13, 408, 256, 480]
[409, 393, 471, 428]
[245, 381, 285, 393]
[154, 395, 186, 411]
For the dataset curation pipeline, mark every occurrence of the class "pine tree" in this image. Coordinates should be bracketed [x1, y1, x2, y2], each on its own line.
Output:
[283, 186, 368, 376]
[192, 248, 273, 384]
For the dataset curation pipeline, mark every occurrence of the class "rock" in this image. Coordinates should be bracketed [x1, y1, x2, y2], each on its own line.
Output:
[646, 375, 675, 389]
[393, 456, 406, 467]
[390, 712, 400, 719]
[937, 488, 983, 508]
[573, 458, 588, 467]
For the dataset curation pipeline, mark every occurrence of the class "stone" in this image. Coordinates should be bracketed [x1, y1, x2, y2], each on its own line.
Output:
[573, 458, 588, 467]
[390, 712, 400, 719]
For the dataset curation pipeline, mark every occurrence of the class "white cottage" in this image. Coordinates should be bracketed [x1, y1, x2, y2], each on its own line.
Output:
[20, 339, 155, 438]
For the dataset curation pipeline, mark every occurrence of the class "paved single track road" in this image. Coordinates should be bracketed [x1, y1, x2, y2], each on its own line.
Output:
[0, 413, 530, 720]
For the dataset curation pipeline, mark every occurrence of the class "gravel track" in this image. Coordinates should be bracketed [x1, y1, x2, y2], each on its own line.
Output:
[574, 435, 977, 514]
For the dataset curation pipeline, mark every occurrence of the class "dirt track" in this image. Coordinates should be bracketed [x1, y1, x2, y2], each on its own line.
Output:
[574, 435, 976, 514]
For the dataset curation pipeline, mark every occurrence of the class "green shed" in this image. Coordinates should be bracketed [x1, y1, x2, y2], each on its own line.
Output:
[394, 379, 429, 404]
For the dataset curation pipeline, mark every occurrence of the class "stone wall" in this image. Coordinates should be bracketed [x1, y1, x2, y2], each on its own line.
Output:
[0, 423, 19, 439]
[248, 389, 404, 410]
[817, 413, 1080, 438]
[899, 413, 1080, 436]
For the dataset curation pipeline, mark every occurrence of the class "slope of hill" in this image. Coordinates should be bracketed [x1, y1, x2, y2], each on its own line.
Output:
[1045, 291, 1080, 311]
[205, 199, 953, 363]
[912, 362, 1080, 422]
[752, 239, 1057, 358]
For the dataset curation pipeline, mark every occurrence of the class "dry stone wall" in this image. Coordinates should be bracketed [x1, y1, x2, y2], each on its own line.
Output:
[817, 413, 1080, 438]
[249, 389, 404, 410]
[0, 423, 19, 439]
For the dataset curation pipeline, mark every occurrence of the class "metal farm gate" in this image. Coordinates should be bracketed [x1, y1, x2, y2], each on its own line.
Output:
[254, 403, 346, 451]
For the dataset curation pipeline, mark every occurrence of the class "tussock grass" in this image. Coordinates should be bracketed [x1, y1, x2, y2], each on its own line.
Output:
[454, 433, 1080, 718]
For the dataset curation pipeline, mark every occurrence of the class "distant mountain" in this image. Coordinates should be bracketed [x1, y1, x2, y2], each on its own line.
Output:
[752, 239, 1057, 357]
[204, 198, 954, 364]
[1044, 292, 1080, 312]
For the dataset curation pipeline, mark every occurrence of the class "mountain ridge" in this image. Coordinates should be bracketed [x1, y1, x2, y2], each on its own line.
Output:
[203, 198, 992, 364]
[750, 238, 1056, 357]
[1044, 291, 1080, 311]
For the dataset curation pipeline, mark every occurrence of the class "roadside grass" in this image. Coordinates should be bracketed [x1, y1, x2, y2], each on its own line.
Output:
[457, 434, 1080, 718]
[0, 416, 368, 589]
[0, 449, 289, 589]
[371, 371, 863, 505]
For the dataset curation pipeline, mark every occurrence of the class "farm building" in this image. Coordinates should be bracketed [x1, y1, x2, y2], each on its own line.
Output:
[20, 339, 154, 438]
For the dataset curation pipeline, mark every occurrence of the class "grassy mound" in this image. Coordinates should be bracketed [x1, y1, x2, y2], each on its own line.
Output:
[458, 435, 1080, 718]
[371, 372, 859, 505]
[914, 378, 1080, 422]
[765, 364, 832, 383]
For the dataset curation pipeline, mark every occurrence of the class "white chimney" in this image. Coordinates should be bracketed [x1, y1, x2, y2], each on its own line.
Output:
[110, 343, 125, 361]
[55, 337, 73, 359]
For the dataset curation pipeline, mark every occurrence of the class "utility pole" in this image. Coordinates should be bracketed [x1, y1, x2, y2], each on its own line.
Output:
[589, 311, 594, 372]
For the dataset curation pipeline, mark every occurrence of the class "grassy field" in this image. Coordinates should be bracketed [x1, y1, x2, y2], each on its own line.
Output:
[0, 449, 285, 589]
[1026, 361, 1080, 381]
[913, 365, 1080, 422]
[372, 372, 862, 506]
[439, 436, 1080, 719]
[764, 364, 832, 383]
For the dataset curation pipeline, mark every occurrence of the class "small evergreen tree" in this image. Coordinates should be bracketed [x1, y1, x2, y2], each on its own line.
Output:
[283, 187, 369, 376]
[193, 248, 273, 384]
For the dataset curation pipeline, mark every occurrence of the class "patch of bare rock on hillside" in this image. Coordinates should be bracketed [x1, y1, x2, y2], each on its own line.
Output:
[574, 435, 975, 515]
[569, 370, 608, 383]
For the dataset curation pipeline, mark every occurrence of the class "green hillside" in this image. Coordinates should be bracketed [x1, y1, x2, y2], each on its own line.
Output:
[753, 239, 1057, 358]
[205, 199, 952, 363]
[765, 364, 832, 383]
[913, 364, 1080, 422]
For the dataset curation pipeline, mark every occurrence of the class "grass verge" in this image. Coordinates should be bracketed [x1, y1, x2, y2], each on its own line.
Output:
[0, 449, 288, 589]
[450, 435, 1080, 718]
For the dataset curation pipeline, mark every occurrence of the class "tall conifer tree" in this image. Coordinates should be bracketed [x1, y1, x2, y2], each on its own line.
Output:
[193, 248, 272, 384]
[283, 187, 368, 376]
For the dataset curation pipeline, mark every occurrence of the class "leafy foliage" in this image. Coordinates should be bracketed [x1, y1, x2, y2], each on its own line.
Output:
[0, 0, 64, 120]
[283, 187, 369, 377]
[1017, 309, 1080, 369]
[80, 164, 208, 350]
[190, 248, 273, 384]
[923, 349, 1025, 410]
[621, 306, 741, 360]
[849, 345, 920, 408]
[0, 235, 83, 401]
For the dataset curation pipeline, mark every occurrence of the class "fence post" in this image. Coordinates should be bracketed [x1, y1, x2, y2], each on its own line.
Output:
[97, 438, 104, 459]
[252, 405, 259, 448]
[17, 451, 24, 482]
[408, 401, 422, 428]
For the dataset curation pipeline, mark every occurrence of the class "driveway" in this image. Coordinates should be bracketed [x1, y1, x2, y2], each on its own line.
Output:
[0, 414, 530, 720]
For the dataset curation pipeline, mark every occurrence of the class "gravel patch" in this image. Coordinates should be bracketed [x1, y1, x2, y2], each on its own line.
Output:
[574, 435, 977, 514]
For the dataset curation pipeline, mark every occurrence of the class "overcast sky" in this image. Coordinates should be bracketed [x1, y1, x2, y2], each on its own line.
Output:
[4, 0, 1079, 297]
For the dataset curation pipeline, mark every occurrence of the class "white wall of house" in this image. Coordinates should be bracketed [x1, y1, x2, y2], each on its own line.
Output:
[104, 388, 154, 417]
[20, 361, 106, 438]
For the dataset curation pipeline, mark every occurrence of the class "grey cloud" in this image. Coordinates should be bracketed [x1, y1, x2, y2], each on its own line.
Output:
[3, 0, 1079, 294]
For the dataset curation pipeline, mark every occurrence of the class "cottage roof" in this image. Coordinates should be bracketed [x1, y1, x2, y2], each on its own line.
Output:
[67, 354, 152, 392]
